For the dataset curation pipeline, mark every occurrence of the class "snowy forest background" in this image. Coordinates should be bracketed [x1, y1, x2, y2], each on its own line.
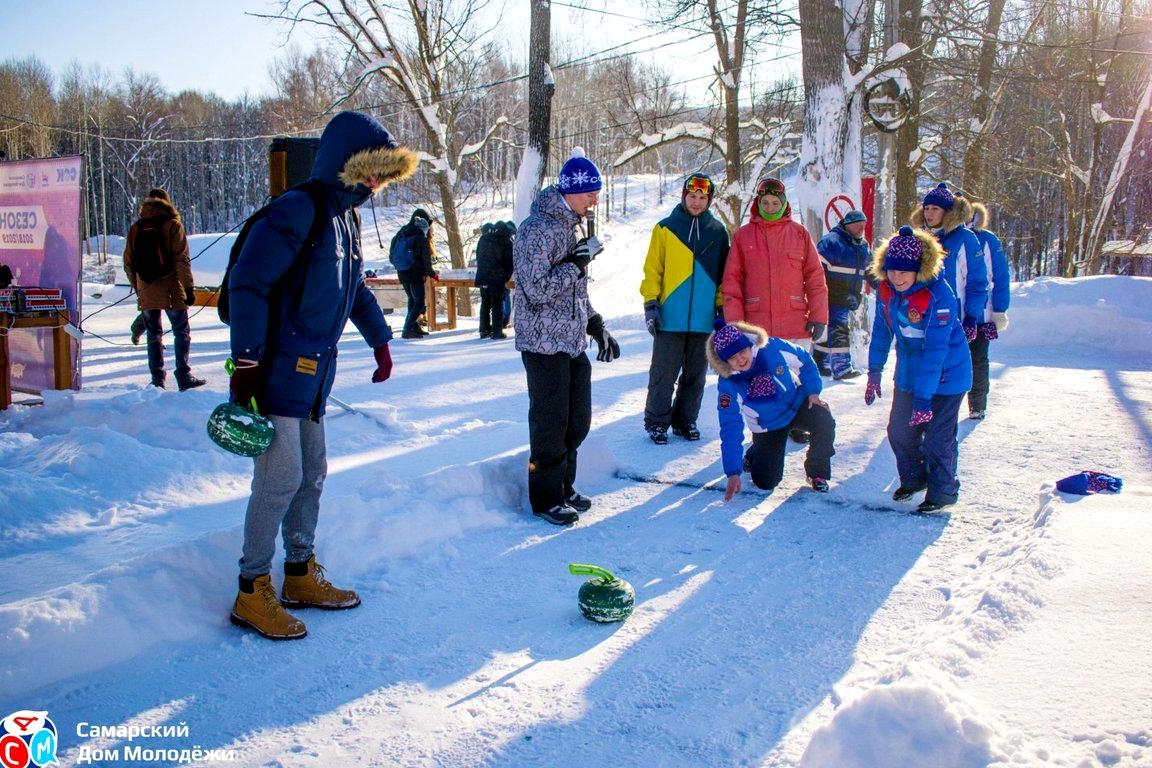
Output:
[1, 0, 1149, 280]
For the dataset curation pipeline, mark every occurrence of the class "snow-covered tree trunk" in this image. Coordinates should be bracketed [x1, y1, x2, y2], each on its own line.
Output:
[894, 0, 925, 223]
[795, 0, 871, 238]
[709, 0, 749, 227]
[514, 0, 553, 225]
[960, 0, 1006, 201]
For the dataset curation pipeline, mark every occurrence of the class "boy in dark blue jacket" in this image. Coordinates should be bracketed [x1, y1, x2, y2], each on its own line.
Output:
[227, 111, 418, 639]
[814, 209, 870, 379]
[866, 226, 973, 513]
[706, 318, 836, 501]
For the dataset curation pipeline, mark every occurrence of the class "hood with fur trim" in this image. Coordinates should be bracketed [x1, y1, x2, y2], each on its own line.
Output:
[868, 227, 946, 285]
[307, 111, 418, 193]
[909, 194, 973, 235]
[706, 321, 769, 377]
[969, 201, 991, 232]
[138, 195, 179, 222]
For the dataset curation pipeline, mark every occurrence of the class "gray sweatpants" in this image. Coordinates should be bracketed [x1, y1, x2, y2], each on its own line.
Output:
[239, 414, 327, 579]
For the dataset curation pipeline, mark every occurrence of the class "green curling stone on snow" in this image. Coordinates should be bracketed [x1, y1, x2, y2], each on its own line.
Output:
[569, 563, 635, 623]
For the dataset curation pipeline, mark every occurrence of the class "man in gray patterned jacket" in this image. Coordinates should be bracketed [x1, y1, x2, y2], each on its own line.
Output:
[514, 148, 621, 525]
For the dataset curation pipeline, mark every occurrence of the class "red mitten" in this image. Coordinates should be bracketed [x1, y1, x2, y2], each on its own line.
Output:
[371, 344, 393, 383]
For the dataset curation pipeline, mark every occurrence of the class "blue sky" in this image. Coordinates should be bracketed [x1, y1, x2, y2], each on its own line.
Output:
[4, 0, 326, 100]
[4, 0, 797, 105]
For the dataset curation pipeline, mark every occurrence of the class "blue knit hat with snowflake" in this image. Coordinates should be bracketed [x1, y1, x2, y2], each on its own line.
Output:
[922, 182, 955, 210]
[557, 147, 603, 194]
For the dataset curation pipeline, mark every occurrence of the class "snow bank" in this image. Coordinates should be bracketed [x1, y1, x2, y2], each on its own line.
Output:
[799, 683, 1001, 767]
[999, 275, 1152, 357]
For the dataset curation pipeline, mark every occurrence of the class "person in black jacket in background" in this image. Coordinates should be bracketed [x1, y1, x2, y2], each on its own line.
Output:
[475, 221, 515, 339]
[393, 208, 439, 338]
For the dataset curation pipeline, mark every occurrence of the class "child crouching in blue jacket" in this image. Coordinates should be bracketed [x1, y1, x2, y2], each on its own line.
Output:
[706, 318, 836, 501]
[867, 226, 973, 513]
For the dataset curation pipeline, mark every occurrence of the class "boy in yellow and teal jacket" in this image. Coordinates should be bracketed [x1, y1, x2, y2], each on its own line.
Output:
[639, 173, 730, 444]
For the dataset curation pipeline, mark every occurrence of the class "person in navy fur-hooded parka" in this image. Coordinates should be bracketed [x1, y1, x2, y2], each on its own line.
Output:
[226, 111, 418, 641]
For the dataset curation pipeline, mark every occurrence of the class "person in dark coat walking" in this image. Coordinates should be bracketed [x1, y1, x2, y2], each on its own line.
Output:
[122, 187, 205, 390]
[475, 221, 514, 339]
[392, 208, 440, 338]
[226, 111, 418, 640]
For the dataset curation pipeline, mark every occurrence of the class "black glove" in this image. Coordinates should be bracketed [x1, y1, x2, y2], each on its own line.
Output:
[844, 294, 860, 311]
[643, 300, 661, 337]
[586, 313, 620, 363]
[806, 321, 826, 341]
[563, 238, 593, 276]
[184, 286, 196, 307]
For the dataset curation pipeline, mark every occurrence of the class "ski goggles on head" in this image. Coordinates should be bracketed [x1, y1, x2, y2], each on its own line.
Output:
[755, 178, 786, 198]
[684, 175, 713, 195]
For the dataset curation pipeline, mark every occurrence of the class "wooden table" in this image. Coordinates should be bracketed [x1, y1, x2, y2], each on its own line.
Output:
[0, 311, 75, 409]
[365, 277, 512, 332]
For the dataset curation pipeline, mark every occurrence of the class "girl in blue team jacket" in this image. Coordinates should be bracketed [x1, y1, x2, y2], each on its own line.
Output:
[866, 226, 973, 513]
[967, 202, 1012, 420]
[706, 318, 836, 501]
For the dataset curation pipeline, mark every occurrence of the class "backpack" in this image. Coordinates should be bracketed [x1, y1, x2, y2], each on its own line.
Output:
[218, 181, 328, 325]
[130, 221, 173, 284]
[389, 230, 420, 272]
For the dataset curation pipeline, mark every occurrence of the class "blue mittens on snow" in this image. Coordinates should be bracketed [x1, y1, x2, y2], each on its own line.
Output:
[1056, 471, 1124, 495]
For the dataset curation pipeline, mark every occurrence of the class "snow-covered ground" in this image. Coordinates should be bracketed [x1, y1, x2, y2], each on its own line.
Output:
[2, 187, 1151, 768]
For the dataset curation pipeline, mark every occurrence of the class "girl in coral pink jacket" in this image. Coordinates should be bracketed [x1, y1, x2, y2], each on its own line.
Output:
[722, 177, 829, 348]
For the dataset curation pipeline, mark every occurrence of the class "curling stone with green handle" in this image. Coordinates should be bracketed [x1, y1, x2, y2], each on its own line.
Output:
[569, 563, 635, 623]
[207, 359, 275, 457]
[207, 402, 275, 457]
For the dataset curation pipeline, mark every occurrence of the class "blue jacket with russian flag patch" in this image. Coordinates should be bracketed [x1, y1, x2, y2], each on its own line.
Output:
[868, 230, 972, 405]
[706, 323, 823, 476]
[911, 197, 988, 323]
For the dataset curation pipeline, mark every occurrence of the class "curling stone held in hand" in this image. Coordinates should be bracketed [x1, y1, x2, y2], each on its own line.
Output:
[207, 401, 275, 457]
[569, 563, 635, 623]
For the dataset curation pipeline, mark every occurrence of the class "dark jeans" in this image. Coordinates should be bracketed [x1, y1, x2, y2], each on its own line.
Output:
[478, 285, 506, 335]
[968, 333, 991, 412]
[887, 389, 965, 504]
[142, 308, 192, 384]
[522, 350, 592, 512]
[644, 331, 709, 430]
[746, 402, 836, 491]
[401, 277, 426, 334]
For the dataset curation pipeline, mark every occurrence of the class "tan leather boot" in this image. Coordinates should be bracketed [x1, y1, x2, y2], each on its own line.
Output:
[230, 574, 307, 640]
[281, 556, 361, 610]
